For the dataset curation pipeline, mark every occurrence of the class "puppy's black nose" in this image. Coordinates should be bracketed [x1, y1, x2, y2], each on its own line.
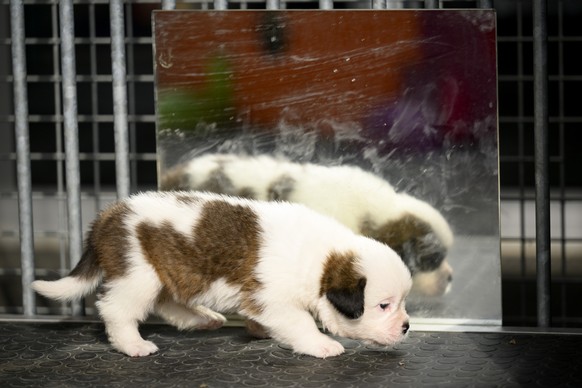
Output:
[448, 274, 453, 282]
[402, 321, 410, 335]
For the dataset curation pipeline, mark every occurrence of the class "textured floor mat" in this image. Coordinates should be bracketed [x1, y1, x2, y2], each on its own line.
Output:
[1, 322, 582, 387]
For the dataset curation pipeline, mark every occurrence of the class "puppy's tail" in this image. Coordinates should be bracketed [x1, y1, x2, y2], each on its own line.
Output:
[32, 240, 102, 302]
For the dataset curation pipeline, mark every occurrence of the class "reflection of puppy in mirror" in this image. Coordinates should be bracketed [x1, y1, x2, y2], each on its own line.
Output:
[161, 153, 454, 297]
[32, 191, 412, 358]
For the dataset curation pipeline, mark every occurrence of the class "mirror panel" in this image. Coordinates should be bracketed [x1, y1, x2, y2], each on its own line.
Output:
[153, 10, 500, 325]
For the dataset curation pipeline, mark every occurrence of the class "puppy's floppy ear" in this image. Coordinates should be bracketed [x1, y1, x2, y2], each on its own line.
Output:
[361, 214, 447, 274]
[414, 232, 446, 271]
[320, 250, 367, 320]
[396, 231, 446, 272]
[326, 277, 367, 319]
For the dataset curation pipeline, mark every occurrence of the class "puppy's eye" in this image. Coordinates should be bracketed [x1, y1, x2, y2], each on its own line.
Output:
[379, 303, 390, 310]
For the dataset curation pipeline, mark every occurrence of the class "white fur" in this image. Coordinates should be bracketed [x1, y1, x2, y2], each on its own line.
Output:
[32, 275, 100, 302]
[32, 191, 412, 359]
[189, 278, 242, 313]
[125, 193, 204, 236]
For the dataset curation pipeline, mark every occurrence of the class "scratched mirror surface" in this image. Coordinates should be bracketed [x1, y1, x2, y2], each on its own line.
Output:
[153, 10, 500, 325]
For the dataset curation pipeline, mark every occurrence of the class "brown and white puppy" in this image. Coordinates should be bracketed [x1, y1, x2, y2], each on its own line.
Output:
[32, 191, 412, 358]
[160, 153, 454, 297]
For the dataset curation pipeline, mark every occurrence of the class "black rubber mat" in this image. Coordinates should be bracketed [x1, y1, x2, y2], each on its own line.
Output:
[1, 322, 582, 387]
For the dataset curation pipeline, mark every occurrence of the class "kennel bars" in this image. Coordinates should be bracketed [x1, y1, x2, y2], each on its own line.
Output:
[9, 0, 551, 326]
[10, 0, 34, 317]
[533, 0, 550, 328]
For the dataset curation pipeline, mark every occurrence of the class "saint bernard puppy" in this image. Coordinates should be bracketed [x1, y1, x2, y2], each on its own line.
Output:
[32, 191, 412, 358]
[160, 153, 454, 297]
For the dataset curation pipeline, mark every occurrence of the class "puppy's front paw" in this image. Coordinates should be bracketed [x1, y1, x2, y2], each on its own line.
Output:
[295, 335, 345, 359]
[115, 339, 159, 357]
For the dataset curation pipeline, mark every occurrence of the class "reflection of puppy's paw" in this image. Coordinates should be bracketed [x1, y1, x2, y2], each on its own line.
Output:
[295, 335, 345, 359]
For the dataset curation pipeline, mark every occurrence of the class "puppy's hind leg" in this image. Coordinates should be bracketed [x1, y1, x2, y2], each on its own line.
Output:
[155, 300, 226, 331]
[97, 272, 162, 357]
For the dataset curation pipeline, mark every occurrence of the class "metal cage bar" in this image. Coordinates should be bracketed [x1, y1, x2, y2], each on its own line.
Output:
[533, 0, 551, 328]
[556, 0, 567, 327]
[52, 1, 69, 310]
[59, 0, 84, 316]
[517, 0, 528, 325]
[425, 0, 438, 9]
[89, 2, 103, 213]
[372, 0, 384, 9]
[319, 0, 333, 9]
[110, 0, 131, 200]
[10, 0, 35, 317]
[266, 0, 279, 9]
[162, 0, 176, 9]
[215, 0, 228, 10]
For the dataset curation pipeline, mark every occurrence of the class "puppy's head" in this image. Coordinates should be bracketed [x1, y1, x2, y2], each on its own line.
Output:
[361, 203, 454, 297]
[318, 239, 412, 346]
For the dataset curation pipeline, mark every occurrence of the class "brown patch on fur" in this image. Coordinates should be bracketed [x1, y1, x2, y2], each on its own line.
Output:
[159, 164, 190, 191]
[360, 214, 432, 253]
[160, 160, 257, 199]
[69, 243, 101, 281]
[199, 166, 235, 194]
[237, 187, 257, 199]
[77, 201, 133, 280]
[197, 166, 257, 199]
[137, 199, 264, 315]
[267, 174, 296, 201]
[319, 250, 362, 296]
